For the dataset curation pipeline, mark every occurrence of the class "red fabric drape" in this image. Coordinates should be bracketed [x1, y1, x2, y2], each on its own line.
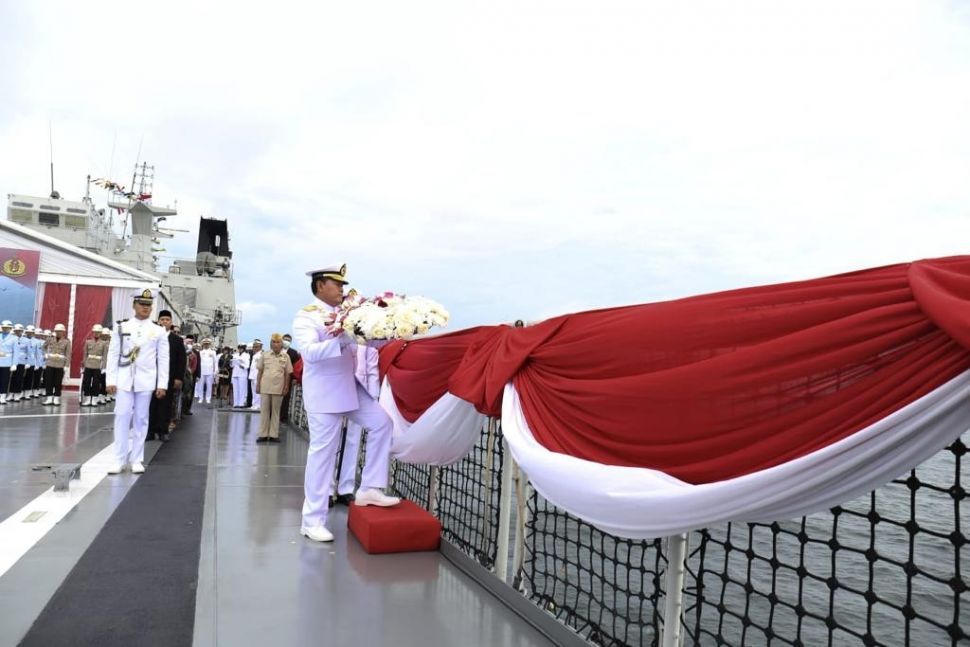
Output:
[39, 283, 71, 332]
[381, 256, 970, 484]
[70, 285, 112, 379]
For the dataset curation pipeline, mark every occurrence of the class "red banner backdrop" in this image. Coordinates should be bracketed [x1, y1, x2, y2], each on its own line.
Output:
[39, 283, 71, 333]
[70, 285, 112, 378]
[381, 256, 970, 485]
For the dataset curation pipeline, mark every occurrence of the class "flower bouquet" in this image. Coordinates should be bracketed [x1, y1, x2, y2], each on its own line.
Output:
[326, 290, 449, 344]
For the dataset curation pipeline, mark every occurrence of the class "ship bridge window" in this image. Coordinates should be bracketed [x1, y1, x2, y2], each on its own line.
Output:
[64, 215, 86, 229]
[8, 208, 33, 224]
[11, 201, 34, 208]
[39, 205, 61, 211]
[66, 208, 87, 214]
[38, 211, 60, 226]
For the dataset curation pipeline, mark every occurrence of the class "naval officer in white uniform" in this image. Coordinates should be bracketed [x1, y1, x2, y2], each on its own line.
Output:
[292, 263, 400, 542]
[106, 287, 170, 474]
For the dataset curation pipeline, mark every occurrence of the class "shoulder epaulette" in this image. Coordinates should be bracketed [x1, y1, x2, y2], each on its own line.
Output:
[302, 304, 319, 312]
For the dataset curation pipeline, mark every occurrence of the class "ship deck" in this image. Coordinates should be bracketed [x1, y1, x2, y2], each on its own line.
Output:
[0, 399, 556, 647]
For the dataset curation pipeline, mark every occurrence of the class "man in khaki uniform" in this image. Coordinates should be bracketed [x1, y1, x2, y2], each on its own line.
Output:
[99, 328, 112, 403]
[255, 333, 293, 444]
[43, 323, 71, 405]
[81, 325, 107, 406]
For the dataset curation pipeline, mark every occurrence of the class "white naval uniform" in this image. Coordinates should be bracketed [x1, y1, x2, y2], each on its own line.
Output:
[231, 352, 250, 406]
[198, 348, 217, 402]
[248, 350, 262, 409]
[292, 297, 394, 530]
[337, 345, 380, 496]
[106, 317, 170, 467]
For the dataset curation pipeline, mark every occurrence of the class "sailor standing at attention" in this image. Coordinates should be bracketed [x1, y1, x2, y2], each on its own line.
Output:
[197, 338, 217, 404]
[105, 288, 169, 475]
[31, 328, 47, 398]
[248, 339, 263, 410]
[292, 263, 399, 543]
[21, 325, 37, 399]
[10, 324, 30, 402]
[231, 344, 250, 408]
[42, 323, 71, 405]
[81, 324, 106, 406]
[0, 320, 14, 405]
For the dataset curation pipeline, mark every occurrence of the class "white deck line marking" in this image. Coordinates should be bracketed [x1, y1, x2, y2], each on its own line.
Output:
[0, 443, 120, 577]
[0, 412, 114, 419]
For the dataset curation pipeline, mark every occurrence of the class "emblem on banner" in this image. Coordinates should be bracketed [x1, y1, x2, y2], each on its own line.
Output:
[1, 257, 27, 277]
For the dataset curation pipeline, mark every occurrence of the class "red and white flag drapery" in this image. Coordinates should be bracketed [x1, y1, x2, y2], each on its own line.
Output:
[378, 257, 970, 538]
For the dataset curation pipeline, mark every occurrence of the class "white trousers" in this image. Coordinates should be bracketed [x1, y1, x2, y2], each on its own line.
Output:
[198, 374, 214, 401]
[232, 375, 248, 406]
[303, 385, 393, 529]
[337, 421, 363, 495]
[250, 377, 260, 408]
[113, 390, 153, 465]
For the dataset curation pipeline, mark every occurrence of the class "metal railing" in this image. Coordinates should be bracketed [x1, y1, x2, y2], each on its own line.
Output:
[287, 387, 968, 646]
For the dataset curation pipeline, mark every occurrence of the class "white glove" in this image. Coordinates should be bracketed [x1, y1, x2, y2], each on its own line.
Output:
[338, 332, 355, 348]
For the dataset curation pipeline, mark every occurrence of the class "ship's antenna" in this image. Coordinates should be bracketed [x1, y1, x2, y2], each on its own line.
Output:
[48, 121, 57, 198]
[107, 130, 117, 183]
[130, 135, 144, 194]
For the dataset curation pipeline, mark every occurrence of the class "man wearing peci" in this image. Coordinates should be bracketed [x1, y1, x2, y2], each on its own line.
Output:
[147, 310, 185, 441]
[292, 263, 399, 543]
[279, 333, 300, 423]
[105, 288, 169, 475]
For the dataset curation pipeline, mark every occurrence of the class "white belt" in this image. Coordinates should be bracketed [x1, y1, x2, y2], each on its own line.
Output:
[87, 354, 102, 359]
[48, 353, 65, 358]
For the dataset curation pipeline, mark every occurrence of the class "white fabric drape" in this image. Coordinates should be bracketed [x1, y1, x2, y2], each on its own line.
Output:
[382, 381, 486, 465]
[383, 371, 970, 539]
[501, 373, 970, 539]
[34, 282, 45, 322]
[111, 287, 139, 326]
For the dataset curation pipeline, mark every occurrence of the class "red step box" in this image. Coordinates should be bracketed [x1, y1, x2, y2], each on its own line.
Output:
[348, 499, 442, 554]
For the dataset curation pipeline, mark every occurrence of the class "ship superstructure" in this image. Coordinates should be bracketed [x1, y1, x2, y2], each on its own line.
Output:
[5, 163, 240, 345]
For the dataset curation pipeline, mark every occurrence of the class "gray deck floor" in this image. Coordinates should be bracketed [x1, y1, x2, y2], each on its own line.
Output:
[0, 396, 555, 647]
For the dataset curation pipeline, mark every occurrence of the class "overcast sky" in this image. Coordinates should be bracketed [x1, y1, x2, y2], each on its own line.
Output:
[2, 1, 969, 343]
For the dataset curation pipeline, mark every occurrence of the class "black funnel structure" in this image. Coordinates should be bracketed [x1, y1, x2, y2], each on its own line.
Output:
[197, 217, 232, 258]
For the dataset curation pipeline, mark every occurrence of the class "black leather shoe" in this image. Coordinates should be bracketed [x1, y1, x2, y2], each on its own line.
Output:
[269, 438, 281, 444]
[255, 437, 267, 444]
[334, 493, 355, 506]
[183, 411, 193, 416]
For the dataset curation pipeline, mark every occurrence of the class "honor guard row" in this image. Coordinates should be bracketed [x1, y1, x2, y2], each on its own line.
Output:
[0, 320, 74, 405]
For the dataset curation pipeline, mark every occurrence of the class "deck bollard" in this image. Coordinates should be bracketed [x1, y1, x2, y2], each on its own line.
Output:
[52, 463, 82, 492]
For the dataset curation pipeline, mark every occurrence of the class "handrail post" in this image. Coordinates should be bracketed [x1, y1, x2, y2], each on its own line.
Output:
[661, 533, 688, 647]
[428, 465, 440, 514]
[495, 438, 514, 582]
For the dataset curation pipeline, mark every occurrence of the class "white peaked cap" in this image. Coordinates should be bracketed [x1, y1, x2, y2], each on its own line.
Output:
[306, 263, 349, 283]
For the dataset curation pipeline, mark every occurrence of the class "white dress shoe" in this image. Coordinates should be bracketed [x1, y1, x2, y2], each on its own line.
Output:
[354, 488, 401, 507]
[43, 396, 52, 405]
[53, 396, 61, 405]
[106, 463, 124, 475]
[131, 462, 145, 474]
[300, 525, 334, 542]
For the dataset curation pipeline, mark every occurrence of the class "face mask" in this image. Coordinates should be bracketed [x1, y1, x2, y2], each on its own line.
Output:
[282, 340, 291, 349]
[186, 343, 193, 350]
